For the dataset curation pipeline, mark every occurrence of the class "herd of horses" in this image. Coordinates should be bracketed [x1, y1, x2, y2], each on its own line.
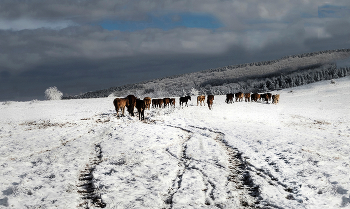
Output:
[113, 92, 280, 121]
[224, 92, 280, 104]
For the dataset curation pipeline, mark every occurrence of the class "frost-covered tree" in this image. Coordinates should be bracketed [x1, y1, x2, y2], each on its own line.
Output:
[45, 86, 63, 100]
[190, 87, 199, 96]
[181, 89, 187, 97]
[108, 92, 116, 97]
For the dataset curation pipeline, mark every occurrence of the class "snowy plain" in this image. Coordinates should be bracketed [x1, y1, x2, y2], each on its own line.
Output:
[1, 77, 350, 209]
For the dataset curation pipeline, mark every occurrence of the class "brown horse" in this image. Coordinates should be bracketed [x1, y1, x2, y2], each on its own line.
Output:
[244, 93, 251, 102]
[197, 95, 205, 106]
[207, 95, 214, 110]
[144, 97, 151, 110]
[113, 98, 129, 117]
[235, 92, 244, 102]
[272, 94, 280, 104]
[163, 98, 171, 108]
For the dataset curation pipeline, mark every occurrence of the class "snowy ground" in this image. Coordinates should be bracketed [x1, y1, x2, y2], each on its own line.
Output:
[1, 77, 350, 209]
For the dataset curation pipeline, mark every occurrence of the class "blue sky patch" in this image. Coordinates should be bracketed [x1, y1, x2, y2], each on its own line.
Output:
[99, 13, 223, 31]
[318, 4, 350, 18]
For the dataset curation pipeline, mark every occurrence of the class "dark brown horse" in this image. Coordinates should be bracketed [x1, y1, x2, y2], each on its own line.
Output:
[225, 94, 234, 104]
[261, 93, 271, 103]
[152, 99, 158, 108]
[207, 95, 214, 110]
[158, 99, 164, 108]
[251, 93, 260, 102]
[152, 99, 163, 108]
[136, 99, 146, 120]
[126, 95, 137, 116]
[163, 98, 171, 108]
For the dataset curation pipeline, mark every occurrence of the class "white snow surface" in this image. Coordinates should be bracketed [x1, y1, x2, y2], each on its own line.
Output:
[1, 77, 350, 209]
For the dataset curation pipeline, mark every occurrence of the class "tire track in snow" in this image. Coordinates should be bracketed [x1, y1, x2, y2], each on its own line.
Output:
[188, 125, 299, 208]
[77, 143, 106, 208]
[188, 125, 261, 208]
[164, 126, 193, 208]
[163, 124, 260, 208]
[93, 115, 293, 208]
[163, 126, 220, 208]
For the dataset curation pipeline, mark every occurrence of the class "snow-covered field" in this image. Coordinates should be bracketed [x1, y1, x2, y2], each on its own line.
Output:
[1, 77, 350, 209]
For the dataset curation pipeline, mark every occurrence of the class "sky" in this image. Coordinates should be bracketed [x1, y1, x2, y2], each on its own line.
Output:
[1, 0, 350, 101]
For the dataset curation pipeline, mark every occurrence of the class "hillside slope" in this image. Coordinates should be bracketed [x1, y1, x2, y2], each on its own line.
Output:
[1, 77, 350, 208]
[64, 49, 350, 99]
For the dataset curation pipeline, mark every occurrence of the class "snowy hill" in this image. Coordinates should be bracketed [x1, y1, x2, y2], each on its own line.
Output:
[63, 48, 350, 99]
[1, 77, 350, 208]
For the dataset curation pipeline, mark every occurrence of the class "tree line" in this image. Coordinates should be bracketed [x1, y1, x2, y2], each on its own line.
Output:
[62, 48, 350, 100]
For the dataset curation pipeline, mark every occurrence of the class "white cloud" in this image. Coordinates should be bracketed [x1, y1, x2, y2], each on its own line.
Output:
[0, 18, 76, 31]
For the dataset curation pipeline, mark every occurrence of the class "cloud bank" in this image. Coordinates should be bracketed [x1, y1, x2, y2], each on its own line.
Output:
[1, 0, 350, 101]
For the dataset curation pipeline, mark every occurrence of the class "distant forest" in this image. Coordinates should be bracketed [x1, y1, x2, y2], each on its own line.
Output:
[63, 49, 350, 99]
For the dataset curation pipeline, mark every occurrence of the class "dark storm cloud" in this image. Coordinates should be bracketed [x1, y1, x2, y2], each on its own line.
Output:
[0, 25, 239, 74]
[1, 0, 350, 101]
[0, 0, 126, 20]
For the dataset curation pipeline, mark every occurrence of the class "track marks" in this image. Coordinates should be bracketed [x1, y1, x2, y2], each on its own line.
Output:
[163, 124, 261, 208]
[77, 143, 106, 208]
[164, 132, 193, 208]
[191, 125, 261, 208]
[164, 128, 221, 208]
